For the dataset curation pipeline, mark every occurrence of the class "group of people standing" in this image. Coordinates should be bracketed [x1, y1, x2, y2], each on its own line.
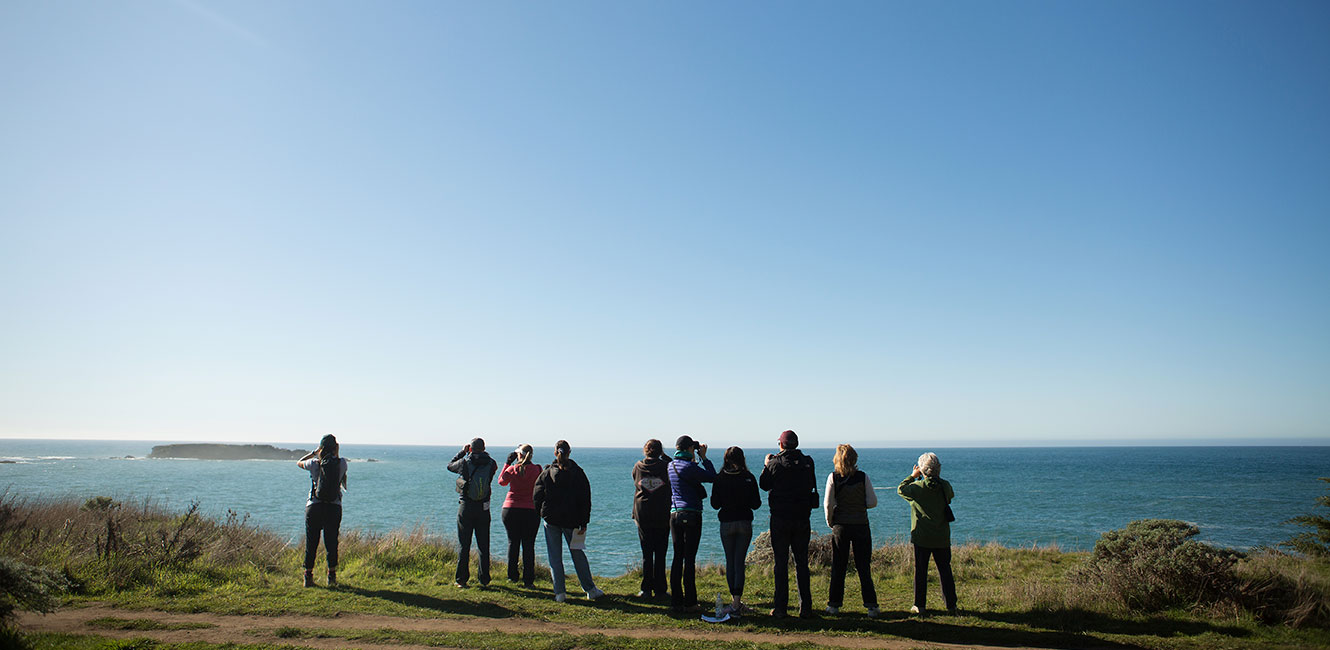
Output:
[297, 430, 958, 618]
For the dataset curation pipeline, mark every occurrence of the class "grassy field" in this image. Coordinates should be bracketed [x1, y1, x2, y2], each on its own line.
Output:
[3, 496, 1330, 649]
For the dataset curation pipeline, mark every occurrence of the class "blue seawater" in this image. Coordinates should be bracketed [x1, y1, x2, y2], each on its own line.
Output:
[3, 439, 1327, 576]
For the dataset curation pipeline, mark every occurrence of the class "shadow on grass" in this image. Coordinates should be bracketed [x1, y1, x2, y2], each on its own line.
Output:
[721, 611, 1148, 649]
[970, 608, 1252, 639]
[345, 587, 518, 618]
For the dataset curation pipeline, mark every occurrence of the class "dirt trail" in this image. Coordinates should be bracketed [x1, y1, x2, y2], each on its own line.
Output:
[19, 603, 1040, 650]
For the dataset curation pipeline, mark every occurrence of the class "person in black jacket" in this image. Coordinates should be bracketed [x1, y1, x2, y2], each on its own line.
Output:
[710, 446, 761, 616]
[631, 438, 671, 599]
[447, 437, 497, 588]
[758, 429, 817, 618]
[532, 440, 604, 602]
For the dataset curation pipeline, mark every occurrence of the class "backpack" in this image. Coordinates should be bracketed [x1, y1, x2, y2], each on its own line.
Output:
[314, 457, 341, 502]
[455, 457, 493, 501]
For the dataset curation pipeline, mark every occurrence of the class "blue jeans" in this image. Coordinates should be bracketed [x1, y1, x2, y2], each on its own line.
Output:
[543, 522, 596, 596]
[719, 520, 752, 597]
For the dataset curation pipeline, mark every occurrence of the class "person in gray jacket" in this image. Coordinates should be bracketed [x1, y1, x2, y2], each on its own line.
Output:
[448, 437, 497, 588]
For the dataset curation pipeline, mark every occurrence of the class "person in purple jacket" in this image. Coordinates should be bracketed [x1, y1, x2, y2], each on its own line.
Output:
[667, 435, 716, 612]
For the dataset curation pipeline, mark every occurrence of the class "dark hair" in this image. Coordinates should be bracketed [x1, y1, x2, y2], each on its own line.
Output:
[675, 435, 696, 451]
[722, 446, 747, 473]
[643, 439, 663, 458]
[319, 435, 338, 460]
[554, 440, 572, 469]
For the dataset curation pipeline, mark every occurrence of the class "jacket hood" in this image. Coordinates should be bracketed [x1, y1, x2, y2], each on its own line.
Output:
[635, 457, 666, 471]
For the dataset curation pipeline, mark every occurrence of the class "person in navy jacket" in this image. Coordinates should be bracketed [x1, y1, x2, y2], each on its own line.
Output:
[666, 435, 716, 612]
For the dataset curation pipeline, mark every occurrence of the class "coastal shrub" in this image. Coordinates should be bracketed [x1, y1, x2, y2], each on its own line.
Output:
[1236, 550, 1330, 628]
[745, 531, 834, 567]
[0, 556, 69, 622]
[1280, 477, 1330, 559]
[0, 495, 287, 596]
[1073, 519, 1242, 611]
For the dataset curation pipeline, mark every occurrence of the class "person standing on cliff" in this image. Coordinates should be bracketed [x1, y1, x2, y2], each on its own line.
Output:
[759, 429, 817, 618]
[448, 437, 498, 588]
[297, 434, 347, 588]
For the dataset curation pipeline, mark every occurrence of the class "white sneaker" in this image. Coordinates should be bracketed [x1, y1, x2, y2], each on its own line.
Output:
[866, 607, 880, 618]
[586, 587, 605, 600]
[554, 593, 566, 603]
[909, 605, 921, 615]
[825, 606, 840, 614]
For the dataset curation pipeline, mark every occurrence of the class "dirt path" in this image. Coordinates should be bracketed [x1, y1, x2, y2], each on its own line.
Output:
[19, 603, 1044, 650]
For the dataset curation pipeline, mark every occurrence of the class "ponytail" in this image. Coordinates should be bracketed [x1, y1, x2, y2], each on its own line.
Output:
[554, 440, 571, 470]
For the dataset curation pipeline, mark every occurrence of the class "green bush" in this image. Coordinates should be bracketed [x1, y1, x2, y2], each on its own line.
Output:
[1072, 519, 1242, 611]
[0, 556, 69, 623]
[1281, 477, 1330, 559]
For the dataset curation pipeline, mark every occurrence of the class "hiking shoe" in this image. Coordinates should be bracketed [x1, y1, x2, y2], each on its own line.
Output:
[302, 571, 314, 588]
[586, 587, 605, 601]
[327, 571, 337, 588]
[454, 581, 467, 589]
[554, 593, 566, 603]
[769, 608, 787, 619]
[523, 582, 536, 589]
[798, 609, 818, 619]
[866, 606, 880, 618]
[825, 605, 840, 614]
[909, 605, 921, 615]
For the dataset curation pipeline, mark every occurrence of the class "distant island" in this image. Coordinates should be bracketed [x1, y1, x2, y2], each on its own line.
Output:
[148, 444, 309, 461]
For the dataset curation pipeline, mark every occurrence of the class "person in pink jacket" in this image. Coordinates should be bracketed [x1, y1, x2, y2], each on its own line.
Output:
[498, 443, 541, 587]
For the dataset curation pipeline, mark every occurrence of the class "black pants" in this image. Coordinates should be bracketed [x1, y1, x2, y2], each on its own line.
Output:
[456, 501, 491, 586]
[913, 544, 957, 611]
[637, 524, 669, 597]
[501, 507, 538, 585]
[829, 523, 878, 608]
[669, 510, 702, 607]
[769, 515, 812, 615]
[304, 502, 342, 571]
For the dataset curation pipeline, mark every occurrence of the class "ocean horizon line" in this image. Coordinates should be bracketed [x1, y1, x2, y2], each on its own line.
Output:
[2, 436, 1328, 449]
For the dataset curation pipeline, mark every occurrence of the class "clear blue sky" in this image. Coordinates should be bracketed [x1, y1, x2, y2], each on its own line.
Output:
[2, 1, 1328, 448]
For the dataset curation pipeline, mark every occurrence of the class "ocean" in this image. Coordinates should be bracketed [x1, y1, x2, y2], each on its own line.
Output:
[3, 439, 1327, 576]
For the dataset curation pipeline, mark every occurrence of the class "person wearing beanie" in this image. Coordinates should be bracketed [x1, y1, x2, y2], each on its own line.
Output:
[296, 434, 348, 588]
[759, 429, 817, 618]
[448, 437, 498, 588]
[666, 435, 716, 612]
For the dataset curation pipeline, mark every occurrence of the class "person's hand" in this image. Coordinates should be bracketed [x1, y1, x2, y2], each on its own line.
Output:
[463, 444, 471, 454]
[577, 526, 587, 535]
[697, 443, 708, 459]
[765, 453, 775, 464]
[506, 451, 518, 466]
[911, 465, 923, 479]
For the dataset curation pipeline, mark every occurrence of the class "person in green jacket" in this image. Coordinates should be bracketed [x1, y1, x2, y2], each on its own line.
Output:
[897, 452, 956, 615]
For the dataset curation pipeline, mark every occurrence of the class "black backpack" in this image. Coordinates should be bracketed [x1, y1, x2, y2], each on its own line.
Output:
[314, 457, 341, 502]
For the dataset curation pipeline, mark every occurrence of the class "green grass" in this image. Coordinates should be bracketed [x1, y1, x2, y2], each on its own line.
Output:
[5, 496, 1330, 650]
[85, 617, 216, 631]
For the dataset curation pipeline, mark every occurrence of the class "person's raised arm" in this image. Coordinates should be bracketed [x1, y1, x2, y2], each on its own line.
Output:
[446, 445, 470, 474]
[898, 465, 923, 501]
[297, 448, 319, 468]
[758, 456, 775, 492]
[697, 456, 717, 481]
[824, 473, 837, 528]
[747, 472, 762, 511]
